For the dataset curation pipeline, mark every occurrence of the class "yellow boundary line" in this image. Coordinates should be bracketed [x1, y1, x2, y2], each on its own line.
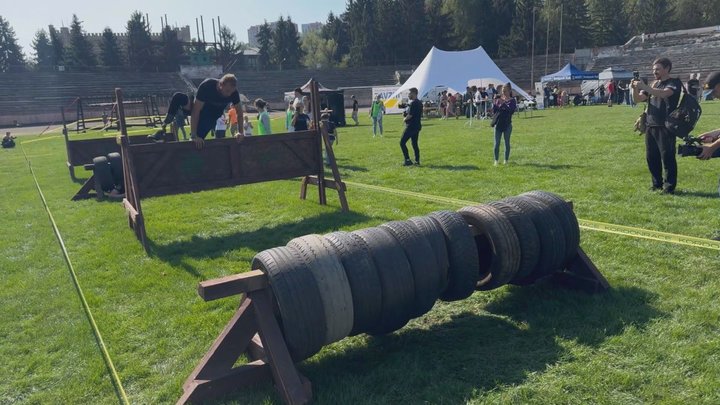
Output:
[344, 180, 720, 251]
[20, 145, 130, 404]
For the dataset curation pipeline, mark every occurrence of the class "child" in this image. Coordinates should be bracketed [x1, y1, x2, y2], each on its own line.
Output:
[285, 104, 295, 132]
[255, 99, 272, 135]
[292, 104, 310, 132]
[243, 115, 253, 136]
[215, 112, 227, 138]
[2, 131, 16, 148]
[321, 112, 337, 165]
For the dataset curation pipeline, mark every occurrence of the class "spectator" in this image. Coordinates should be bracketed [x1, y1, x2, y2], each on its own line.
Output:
[492, 84, 518, 166]
[463, 86, 473, 118]
[447, 92, 456, 118]
[543, 84, 551, 108]
[286, 103, 295, 132]
[292, 103, 310, 131]
[255, 99, 272, 135]
[292, 87, 303, 109]
[228, 105, 239, 136]
[599, 84, 605, 103]
[243, 116, 253, 136]
[687, 73, 701, 99]
[2, 131, 16, 148]
[215, 109, 227, 138]
[697, 72, 720, 161]
[369, 94, 385, 137]
[189, 74, 243, 149]
[400, 87, 422, 166]
[632, 57, 682, 194]
[350, 95, 359, 126]
[607, 80, 615, 107]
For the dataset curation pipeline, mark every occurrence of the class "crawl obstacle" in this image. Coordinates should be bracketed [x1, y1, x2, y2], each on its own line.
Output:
[179, 192, 608, 404]
[115, 81, 348, 253]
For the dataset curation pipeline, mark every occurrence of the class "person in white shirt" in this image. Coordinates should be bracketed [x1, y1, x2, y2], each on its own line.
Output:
[215, 110, 227, 138]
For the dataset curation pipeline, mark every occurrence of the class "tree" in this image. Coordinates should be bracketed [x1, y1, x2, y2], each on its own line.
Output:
[0, 16, 26, 72]
[321, 12, 350, 64]
[48, 25, 65, 67]
[301, 31, 337, 68]
[125, 11, 155, 71]
[345, 0, 377, 65]
[32, 30, 54, 71]
[159, 25, 184, 71]
[257, 21, 273, 70]
[425, 0, 456, 52]
[587, 0, 628, 46]
[67, 14, 96, 67]
[217, 25, 243, 68]
[272, 16, 304, 70]
[100, 28, 123, 67]
[628, 0, 675, 34]
[672, 0, 704, 29]
[498, 0, 542, 57]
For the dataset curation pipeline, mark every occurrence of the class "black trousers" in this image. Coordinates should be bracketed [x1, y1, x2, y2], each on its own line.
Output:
[645, 126, 677, 190]
[164, 92, 189, 125]
[400, 126, 420, 162]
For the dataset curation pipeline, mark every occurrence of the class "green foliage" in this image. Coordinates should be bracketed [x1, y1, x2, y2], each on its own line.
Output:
[271, 16, 304, 70]
[587, 0, 629, 46]
[322, 12, 351, 64]
[217, 25, 242, 69]
[31, 30, 54, 71]
[0, 16, 25, 72]
[99, 28, 123, 67]
[159, 25, 184, 71]
[301, 31, 338, 69]
[125, 11, 154, 71]
[48, 25, 65, 67]
[257, 21, 274, 70]
[67, 14, 96, 68]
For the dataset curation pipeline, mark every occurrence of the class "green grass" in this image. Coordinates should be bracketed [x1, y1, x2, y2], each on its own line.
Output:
[2, 102, 720, 404]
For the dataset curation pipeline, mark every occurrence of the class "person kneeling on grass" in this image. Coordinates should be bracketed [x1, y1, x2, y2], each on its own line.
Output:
[2, 131, 16, 148]
[189, 74, 244, 149]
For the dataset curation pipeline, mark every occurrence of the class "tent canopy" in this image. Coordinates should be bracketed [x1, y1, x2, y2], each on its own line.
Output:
[388, 46, 531, 104]
[541, 63, 598, 82]
[598, 67, 634, 81]
[298, 78, 333, 93]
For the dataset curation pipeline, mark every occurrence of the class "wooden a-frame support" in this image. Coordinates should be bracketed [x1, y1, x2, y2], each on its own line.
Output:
[178, 270, 312, 405]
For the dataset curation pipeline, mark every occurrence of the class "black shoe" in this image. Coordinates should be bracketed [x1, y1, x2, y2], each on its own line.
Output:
[403, 160, 413, 166]
[661, 188, 675, 195]
[414, 161, 420, 166]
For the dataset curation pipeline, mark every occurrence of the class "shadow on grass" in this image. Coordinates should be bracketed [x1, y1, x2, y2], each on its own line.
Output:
[516, 162, 583, 170]
[147, 210, 374, 267]
[335, 164, 369, 173]
[421, 164, 480, 171]
[674, 189, 720, 199]
[214, 284, 661, 404]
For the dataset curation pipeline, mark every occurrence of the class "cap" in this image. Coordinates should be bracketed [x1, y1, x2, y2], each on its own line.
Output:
[705, 72, 720, 90]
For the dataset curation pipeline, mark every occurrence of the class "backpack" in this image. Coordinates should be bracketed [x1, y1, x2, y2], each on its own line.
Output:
[665, 82, 702, 139]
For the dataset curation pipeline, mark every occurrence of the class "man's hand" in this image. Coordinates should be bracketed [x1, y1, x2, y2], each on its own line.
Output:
[698, 146, 716, 160]
[192, 136, 204, 149]
[698, 133, 720, 143]
[632, 80, 648, 91]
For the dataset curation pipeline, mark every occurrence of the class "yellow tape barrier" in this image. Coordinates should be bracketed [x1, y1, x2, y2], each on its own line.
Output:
[344, 180, 720, 251]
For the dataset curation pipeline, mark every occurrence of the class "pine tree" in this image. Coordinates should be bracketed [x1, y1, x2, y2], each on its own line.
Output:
[671, 0, 704, 29]
[283, 17, 304, 69]
[159, 25, 184, 71]
[498, 0, 542, 57]
[630, 0, 675, 34]
[257, 22, 273, 70]
[217, 25, 242, 68]
[32, 30, 54, 71]
[587, 0, 629, 46]
[100, 28, 123, 67]
[48, 25, 65, 67]
[67, 14, 97, 67]
[321, 12, 350, 64]
[125, 11, 155, 71]
[0, 16, 26, 72]
[426, 0, 456, 52]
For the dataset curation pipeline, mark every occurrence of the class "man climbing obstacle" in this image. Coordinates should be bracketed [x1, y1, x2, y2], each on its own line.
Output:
[190, 74, 244, 149]
[149, 92, 194, 142]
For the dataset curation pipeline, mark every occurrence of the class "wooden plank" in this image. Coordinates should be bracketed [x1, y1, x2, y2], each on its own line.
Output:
[122, 198, 139, 223]
[198, 270, 269, 301]
[564, 247, 610, 290]
[183, 297, 260, 387]
[250, 289, 312, 405]
[304, 176, 346, 191]
[179, 360, 272, 404]
[71, 176, 96, 201]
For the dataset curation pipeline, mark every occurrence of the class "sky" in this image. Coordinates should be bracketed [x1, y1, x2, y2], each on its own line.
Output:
[3, 0, 348, 59]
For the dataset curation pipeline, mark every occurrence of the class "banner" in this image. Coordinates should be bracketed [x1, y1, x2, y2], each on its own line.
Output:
[373, 86, 409, 114]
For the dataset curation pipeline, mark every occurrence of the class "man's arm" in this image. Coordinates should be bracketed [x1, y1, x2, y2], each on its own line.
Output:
[699, 134, 720, 160]
[190, 100, 204, 137]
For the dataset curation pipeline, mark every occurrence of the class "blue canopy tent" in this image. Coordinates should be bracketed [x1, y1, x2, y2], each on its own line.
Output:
[541, 63, 598, 82]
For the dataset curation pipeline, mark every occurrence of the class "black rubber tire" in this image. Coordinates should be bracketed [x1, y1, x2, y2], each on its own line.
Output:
[106, 152, 124, 188]
[352, 227, 415, 335]
[458, 205, 520, 290]
[521, 190, 580, 264]
[324, 231, 382, 336]
[252, 246, 326, 361]
[427, 210, 479, 301]
[487, 200, 541, 282]
[502, 196, 566, 282]
[287, 235, 354, 345]
[92, 156, 114, 192]
[407, 215, 450, 290]
[379, 220, 441, 318]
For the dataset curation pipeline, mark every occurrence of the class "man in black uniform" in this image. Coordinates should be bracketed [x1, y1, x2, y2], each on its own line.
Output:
[148, 92, 194, 142]
[400, 87, 422, 166]
[632, 57, 682, 194]
[190, 74, 244, 149]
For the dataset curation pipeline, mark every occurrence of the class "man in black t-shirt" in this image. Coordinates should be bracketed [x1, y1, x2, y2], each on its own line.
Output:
[190, 74, 244, 149]
[632, 57, 682, 194]
[400, 87, 423, 166]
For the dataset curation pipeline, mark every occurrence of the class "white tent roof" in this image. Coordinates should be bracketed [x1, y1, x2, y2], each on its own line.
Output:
[388, 46, 531, 103]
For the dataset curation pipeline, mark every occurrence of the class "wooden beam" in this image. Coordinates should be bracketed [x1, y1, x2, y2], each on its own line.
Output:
[179, 360, 272, 404]
[198, 270, 269, 301]
[303, 176, 346, 191]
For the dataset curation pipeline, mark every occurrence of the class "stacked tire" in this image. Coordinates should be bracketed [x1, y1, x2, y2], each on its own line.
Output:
[92, 152, 124, 195]
[251, 190, 580, 361]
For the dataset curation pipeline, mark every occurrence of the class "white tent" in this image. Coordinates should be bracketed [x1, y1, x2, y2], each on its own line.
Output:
[387, 46, 531, 109]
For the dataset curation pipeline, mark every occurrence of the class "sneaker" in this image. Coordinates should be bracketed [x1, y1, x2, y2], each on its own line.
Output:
[403, 160, 413, 166]
[503, 160, 508, 165]
[494, 160, 498, 166]
[661, 188, 675, 195]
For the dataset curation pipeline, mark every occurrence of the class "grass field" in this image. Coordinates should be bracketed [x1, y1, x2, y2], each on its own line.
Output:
[2, 102, 720, 404]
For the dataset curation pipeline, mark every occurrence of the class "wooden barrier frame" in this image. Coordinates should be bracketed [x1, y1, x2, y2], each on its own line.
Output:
[116, 81, 348, 253]
[179, 235, 607, 404]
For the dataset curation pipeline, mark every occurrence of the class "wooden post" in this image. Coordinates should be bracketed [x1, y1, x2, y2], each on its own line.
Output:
[61, 106, 76, 180]
[179, 271, 311, 405]
[311, 81, 327, 206]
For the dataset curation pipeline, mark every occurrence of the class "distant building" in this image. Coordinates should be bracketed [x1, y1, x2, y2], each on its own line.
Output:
[301, 22, 323, 36]
[247, 21, 300, 47]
